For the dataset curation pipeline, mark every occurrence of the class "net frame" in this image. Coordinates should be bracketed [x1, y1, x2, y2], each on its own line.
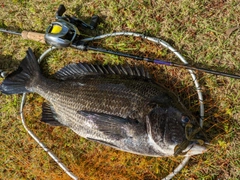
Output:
[19, 32, 204, 180]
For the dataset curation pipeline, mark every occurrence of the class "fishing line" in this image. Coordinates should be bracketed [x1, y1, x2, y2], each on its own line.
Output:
[17, 34, 204, 180]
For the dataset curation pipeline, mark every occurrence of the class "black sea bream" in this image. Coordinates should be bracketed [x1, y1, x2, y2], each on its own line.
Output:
[0, 48, 206, 157]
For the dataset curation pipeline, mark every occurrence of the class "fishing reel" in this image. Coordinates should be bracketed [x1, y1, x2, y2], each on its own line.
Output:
[45, 4, 99, 47]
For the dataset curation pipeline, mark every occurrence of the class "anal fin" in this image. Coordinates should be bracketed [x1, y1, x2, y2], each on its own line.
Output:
[41, 102, 64, 126]
[87, 137, 119, 148]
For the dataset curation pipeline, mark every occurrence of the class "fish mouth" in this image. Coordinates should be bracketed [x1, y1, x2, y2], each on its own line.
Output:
[183, 143, 207, 156]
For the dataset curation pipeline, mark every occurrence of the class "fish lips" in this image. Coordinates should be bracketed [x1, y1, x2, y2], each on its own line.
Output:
[183, 142, 207, 156]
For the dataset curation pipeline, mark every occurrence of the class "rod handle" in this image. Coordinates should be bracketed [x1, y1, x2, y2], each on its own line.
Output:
[21, 31, 45, 43]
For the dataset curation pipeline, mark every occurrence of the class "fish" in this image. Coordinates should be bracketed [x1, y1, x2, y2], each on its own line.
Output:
[0, 48, 206, 157]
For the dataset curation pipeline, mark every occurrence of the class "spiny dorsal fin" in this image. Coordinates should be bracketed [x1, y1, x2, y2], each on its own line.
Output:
[54, 63, 150, 80]
[41, 102, 64, 126]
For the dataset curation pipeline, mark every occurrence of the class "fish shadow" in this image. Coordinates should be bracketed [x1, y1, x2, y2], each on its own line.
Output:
[197, 71, 235, 142]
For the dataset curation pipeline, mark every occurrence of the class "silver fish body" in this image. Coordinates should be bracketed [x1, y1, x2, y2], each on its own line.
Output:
[0, 48, 206, 157]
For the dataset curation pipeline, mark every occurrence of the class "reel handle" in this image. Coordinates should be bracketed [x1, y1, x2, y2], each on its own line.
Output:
[21, 31, 45, 44]
[56, 4, 66, 17]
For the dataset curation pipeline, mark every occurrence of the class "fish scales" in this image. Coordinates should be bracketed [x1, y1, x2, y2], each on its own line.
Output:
[34, 76, 154, 119]
[0, 48, 206, 157]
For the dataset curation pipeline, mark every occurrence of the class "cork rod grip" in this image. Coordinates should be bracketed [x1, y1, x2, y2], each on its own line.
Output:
[21, 31, 45, 43]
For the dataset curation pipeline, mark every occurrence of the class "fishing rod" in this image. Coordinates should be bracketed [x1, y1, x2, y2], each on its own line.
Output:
[1, 5, 239, 80]
[1, 27, 239, 79]
[0, 28, 45, 43]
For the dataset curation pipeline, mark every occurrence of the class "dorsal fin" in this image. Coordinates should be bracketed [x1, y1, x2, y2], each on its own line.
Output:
[54, 63, 150, 80]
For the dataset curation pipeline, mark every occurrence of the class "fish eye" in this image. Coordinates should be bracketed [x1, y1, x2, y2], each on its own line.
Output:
[181, 116, 189, 124]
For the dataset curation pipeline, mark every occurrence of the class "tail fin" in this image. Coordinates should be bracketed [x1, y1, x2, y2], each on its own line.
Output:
[0, 48, 41, 94]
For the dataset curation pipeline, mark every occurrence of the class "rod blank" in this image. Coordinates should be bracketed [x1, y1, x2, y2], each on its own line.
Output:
[74, 44, 240, 79]
[154, 60, 240, 79]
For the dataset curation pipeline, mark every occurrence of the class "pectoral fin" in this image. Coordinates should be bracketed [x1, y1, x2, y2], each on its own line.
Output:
[78, 111, 139, 140]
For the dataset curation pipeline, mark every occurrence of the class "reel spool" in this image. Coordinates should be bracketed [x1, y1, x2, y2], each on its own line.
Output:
[45, 20, 80, 47]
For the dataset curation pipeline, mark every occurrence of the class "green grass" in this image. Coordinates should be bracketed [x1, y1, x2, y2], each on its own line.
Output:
[1, 0, 240, 179]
